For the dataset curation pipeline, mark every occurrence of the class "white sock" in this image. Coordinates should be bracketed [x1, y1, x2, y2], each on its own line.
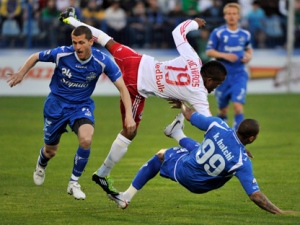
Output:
[172, 130, 186, 143]
[68, 17, 112, 46]
[97, 133, 131, 177]
[123, 184, 138, 202]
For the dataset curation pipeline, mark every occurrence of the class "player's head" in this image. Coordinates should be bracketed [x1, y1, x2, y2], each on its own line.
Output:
[223, 3, 241, 26]
[237, 119, 260, 145]
[71, 26, 94, 60]
[201, 60, 227, 93]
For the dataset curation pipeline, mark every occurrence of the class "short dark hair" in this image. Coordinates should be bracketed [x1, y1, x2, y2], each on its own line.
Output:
[72, 26, 93, 40]
[201, 60, 227, 81]
[237, 119, 260, 138]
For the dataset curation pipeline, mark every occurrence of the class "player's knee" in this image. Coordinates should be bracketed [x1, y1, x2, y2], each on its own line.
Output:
[233, 102, 244, 114]
[44, 145, 58, 158]
[121, 128, 137, 140]
[79, 136, 92, 149]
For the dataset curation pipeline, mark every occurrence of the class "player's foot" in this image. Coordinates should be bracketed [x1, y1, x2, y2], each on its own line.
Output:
[108, 192, 130, 209]
[59, 7, 77, 24]
[92, 173, 119, 195]
[33, 159, 45, 186]
[67, 181, 86, 200]
[164, 113, 185, 138]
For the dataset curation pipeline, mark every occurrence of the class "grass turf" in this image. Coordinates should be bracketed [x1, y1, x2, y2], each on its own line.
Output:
[0, 94, 300, 225]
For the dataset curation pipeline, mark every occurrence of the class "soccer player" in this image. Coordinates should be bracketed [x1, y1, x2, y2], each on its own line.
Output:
[6, 26, 136, 200]
[108, 101, 300, 215]
[206, 3, 253, 131]
[59, 8, 227, 196]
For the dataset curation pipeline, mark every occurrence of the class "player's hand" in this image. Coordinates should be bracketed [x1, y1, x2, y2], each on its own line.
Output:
[194, 18, 206, 29]
[246, 149, 254, 158]
[224, 53, 239, 63]
[124, 117, 136, 135]
[167, 99, 182, 109]
[6, 72, 24, 87]
[241, 52, 252, 64]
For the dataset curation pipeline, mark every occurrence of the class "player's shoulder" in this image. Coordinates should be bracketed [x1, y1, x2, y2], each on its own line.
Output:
[238, 27, 251, 37]
[212, 25, 227, 36]
[39, 46, 73, 58]
[91, 47, 110, 61]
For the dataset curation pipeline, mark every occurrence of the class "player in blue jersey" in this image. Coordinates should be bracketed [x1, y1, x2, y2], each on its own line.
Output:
[107, 101, 299, 214]
[6, 26, 136, 200]
[206, 3, 253, 131]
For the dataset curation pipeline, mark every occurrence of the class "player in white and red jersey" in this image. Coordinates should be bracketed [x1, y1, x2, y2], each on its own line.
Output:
[60, 7, 227, 196]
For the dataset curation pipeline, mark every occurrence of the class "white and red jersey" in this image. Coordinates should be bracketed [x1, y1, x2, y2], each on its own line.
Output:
[137, 20, 211, 116]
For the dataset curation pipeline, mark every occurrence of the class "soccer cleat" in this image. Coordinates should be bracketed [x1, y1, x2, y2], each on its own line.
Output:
[59, 7, 77, 24]
[92, 173, 119, 195]
[67, 181, 86, 200]
[164, 113, 185, 138]
[33, 158, 46, 186]
[108, 192, 130, 209]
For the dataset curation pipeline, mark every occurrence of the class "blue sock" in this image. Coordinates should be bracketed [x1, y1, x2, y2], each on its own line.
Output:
[132, 155, 161, 190]
[179, 137, 199, 152]
[38, 147, 49, 168]
[234, 114, 244, 131]
[217, 114, 228, 123]
[71, 147, 90, 181]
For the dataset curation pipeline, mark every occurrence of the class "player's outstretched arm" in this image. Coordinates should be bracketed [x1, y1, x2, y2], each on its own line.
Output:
[249, 191, 300, 214]
[6, 53, 39, 87]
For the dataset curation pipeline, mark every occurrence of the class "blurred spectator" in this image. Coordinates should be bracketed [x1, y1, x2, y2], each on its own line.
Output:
[167, 1, 186, 26]
[81, 0, 104, 28]
[22, 1, 43, 47]
[295, 0, 300, 47]
[56, 0, 70, 11]
[40, 0, 61, 47]
[119, 0, 139, 15]
[198, 0, 213, 14]
[104, 0, 129, 45]
[201, 0, 223, 30]
[156, 0, 176, 15]
[0, 0, 23, 33]
[182, 0, 198, 17]
[264, 13, 284, 48]
[247, 0, 266, 48]
[196, 27, 210, 63]
[145, 0, 166, 48]
[128, 1, 151, 48]
[166, 1, 186, 48]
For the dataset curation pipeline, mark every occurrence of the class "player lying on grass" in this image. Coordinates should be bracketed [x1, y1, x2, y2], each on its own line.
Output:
[59, 7, 228, 196]
[108, 101, 300, 214]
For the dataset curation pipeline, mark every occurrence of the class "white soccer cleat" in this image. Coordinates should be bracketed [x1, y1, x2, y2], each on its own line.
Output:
[108, 192, 130, 209]
[33, 158, 46, 186]
[67, 181, 86, 200]
[164, 113, 185, 138]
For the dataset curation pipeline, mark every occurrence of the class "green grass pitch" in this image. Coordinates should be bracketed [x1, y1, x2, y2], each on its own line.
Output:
[0, 94, 300, 225]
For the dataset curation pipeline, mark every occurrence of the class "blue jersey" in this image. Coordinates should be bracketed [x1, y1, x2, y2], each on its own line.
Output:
[206, 25, 251, 75]
[172, 114, 260, 195]
[38, 46, 121, 103]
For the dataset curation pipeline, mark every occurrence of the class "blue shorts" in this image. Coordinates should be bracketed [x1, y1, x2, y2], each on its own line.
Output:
[43, 94, 95, 144]
[160, 147, 189, 182]
[215, 71, 248, 109]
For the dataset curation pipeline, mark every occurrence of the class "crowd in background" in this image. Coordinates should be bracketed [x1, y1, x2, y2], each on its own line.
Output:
[0, 0, 299, 51]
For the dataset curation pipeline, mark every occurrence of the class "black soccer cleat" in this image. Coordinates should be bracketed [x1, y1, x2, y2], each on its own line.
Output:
[92, 172, 119, 195]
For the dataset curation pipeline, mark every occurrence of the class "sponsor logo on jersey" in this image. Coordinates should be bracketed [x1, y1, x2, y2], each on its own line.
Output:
[86, 72, 97, 81]
[224, 45, 243, 52]
[155, 62, 165, 92]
